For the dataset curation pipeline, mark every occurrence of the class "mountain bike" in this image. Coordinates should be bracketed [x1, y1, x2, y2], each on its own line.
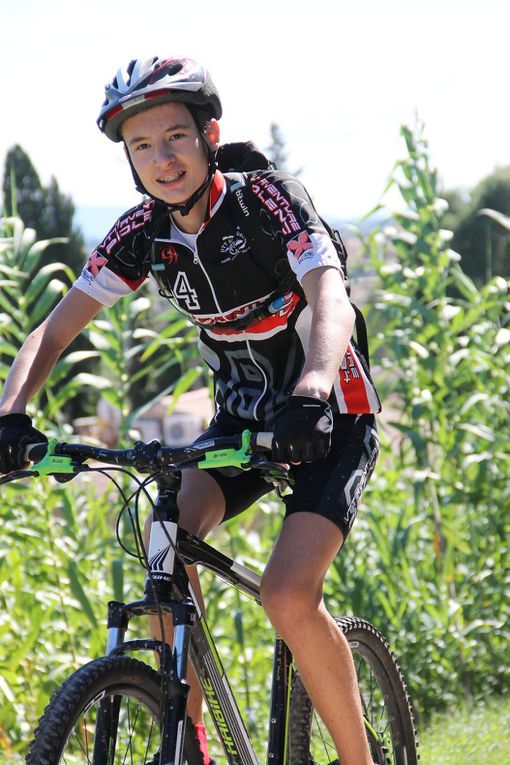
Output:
[2, 430, 418, 764]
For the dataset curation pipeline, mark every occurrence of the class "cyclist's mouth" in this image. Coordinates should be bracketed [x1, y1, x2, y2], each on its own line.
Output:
[157, 170, 186, 188]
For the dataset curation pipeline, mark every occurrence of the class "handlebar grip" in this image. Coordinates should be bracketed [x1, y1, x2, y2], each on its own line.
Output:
[254, 432, 273, 451]
[24, 442, 48, 463]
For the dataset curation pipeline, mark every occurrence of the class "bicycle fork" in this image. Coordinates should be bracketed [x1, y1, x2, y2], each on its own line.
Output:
[100, 471, 195, 765]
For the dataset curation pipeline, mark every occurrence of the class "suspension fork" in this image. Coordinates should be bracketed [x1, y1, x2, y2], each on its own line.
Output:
[146, 470, 196, 765]
[100, 471, 197, 765]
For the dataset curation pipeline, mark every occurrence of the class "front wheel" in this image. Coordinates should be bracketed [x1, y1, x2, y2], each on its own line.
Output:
[287, 617, 418, 765]
[25, 654, 203, 764]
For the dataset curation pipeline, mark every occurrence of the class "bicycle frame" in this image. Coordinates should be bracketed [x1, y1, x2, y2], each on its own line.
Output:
[16, 435, 418, 765]
[104, 472, 293, 765]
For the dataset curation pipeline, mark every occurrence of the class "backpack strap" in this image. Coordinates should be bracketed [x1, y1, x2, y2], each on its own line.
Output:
[226, 172, 300, 293]
[352, 304, 370, 368]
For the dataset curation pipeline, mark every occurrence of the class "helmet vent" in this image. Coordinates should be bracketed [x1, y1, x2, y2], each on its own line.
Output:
[152, 59, 183, 79]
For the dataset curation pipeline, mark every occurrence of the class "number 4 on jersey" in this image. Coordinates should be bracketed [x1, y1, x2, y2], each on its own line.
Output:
[174, 271, 200, 310]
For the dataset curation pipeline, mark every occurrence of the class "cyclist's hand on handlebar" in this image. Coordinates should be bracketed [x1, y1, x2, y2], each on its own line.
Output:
[0, 413, 48, 473]
[271, 395, 333, 464]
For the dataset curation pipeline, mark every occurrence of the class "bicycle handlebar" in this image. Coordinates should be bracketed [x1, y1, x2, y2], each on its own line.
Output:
[21, 430, 279, 479]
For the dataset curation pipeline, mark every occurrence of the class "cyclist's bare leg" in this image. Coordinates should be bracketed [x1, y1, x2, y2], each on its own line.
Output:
[259, 512, 373, 765]
[144, 467, 225, 724]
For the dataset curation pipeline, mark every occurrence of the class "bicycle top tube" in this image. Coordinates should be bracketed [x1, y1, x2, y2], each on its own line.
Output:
[11, 429, 287, 483]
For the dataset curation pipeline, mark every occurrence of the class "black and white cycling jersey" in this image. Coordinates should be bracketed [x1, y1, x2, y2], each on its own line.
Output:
[74, 169, 381, 422]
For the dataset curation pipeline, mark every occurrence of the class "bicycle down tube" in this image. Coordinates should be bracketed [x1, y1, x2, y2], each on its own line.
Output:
[178, 532, 294, 765]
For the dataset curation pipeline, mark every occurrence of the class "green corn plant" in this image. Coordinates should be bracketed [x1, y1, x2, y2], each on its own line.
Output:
[88, 291, 203, 443]
[0, 215, 102, 425]
[331, 121, 510, 719]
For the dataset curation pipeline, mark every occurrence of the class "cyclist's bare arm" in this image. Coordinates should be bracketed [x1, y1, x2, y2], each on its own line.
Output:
[293, 265, 355, 400]
[0, 288, 103, 415]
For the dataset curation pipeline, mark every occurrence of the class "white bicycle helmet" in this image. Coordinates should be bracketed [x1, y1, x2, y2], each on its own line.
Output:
[98, 56, 222, 142]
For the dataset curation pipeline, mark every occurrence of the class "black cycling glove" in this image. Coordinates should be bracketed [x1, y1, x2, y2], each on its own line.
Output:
[272, 395, 333, 463]
[0, 413, 48, 473]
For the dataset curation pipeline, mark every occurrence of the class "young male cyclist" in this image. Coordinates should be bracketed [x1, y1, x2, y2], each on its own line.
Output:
[0, 56, 380, 765]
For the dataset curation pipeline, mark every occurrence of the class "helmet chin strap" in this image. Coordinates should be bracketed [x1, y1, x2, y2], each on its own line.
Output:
[126, 141, 216, 217]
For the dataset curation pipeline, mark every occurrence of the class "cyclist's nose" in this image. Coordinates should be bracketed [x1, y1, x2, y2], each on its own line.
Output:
[153, 140, 175, 166]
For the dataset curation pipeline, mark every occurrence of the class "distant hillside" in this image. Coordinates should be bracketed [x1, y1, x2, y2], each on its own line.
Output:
[74, 205, 128, 248]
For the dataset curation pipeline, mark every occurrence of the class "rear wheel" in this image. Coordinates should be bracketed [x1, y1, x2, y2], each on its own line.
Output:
[25, 654, 203, 764]
[287, 617, 418, 765]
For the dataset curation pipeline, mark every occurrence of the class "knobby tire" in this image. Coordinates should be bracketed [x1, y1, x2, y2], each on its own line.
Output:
[25, 654, 203, 765]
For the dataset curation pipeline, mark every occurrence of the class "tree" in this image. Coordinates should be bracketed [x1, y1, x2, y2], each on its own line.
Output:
[265, 122, 302, 176]
[447, 165, 510, 284]
[441, 188, 469, 233]
[266, 122, 288, 169]
[2, 145, 46, 225]
[2, 144, 85, 279]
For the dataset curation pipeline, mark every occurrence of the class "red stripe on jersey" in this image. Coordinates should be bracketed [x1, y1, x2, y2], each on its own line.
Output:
[338, 343, 371, 412]
[204, 171, 226, 223]
[117, 273, 147, 292]
[208, 292, 300, 337]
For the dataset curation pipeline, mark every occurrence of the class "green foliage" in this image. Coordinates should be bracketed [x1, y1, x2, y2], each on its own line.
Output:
[0, 215, 214, 761]
[0, 475, 151, 760]
[2, 146, 44, 223]
[332, 122, 510, 718]
[88, 291, 201, 441]
[0, 216, 98, 423]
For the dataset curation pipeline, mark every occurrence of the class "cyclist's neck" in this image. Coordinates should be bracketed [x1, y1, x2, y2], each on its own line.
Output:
[170, 193, 209, 233]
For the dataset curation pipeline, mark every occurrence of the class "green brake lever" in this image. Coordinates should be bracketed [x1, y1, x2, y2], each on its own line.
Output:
[199, 429, 253, 471]
[31, 438, 78, 476]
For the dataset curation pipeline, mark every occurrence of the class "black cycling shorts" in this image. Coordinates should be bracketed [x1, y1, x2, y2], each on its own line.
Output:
[195, 410, 379, 540]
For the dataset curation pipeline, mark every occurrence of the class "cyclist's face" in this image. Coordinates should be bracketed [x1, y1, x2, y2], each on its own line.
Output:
[122, 102, 218, 212]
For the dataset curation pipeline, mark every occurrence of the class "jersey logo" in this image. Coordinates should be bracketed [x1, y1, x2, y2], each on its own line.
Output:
[85, 251, 108, 277]
[174, 271, 200, 310]
[287, 230, 314, 262]
[162, 245, 179, 265]
[219, 227, 250, 263]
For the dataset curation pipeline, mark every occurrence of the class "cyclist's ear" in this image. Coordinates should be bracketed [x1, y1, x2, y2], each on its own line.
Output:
[205, 119, 220, 152]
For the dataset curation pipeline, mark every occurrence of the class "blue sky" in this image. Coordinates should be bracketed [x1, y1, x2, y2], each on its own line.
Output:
[2, 0, 509, 233]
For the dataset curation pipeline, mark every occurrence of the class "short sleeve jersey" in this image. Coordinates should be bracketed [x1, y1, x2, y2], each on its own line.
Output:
[74, 169, 381, 422]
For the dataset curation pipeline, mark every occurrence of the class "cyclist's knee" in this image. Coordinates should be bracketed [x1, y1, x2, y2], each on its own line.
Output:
[260, 572, 322, 634]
